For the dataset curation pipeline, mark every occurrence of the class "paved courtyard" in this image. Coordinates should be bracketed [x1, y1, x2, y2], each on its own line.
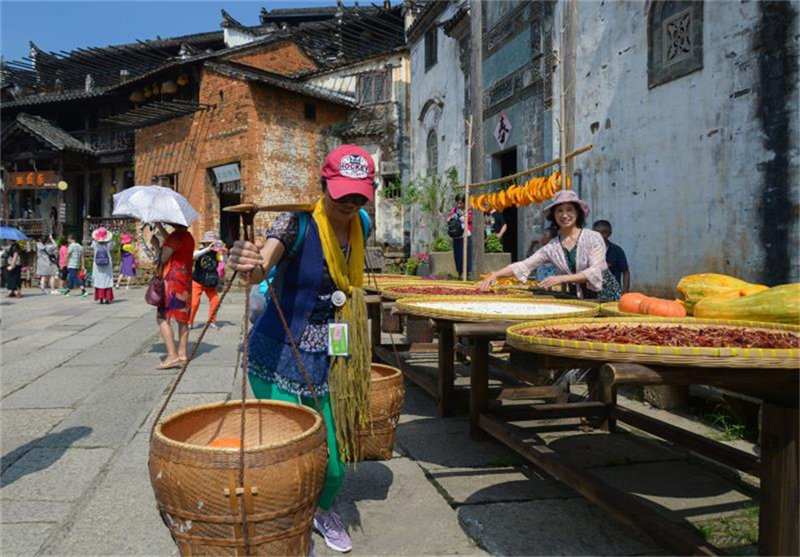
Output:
[1, 287, 759, 556]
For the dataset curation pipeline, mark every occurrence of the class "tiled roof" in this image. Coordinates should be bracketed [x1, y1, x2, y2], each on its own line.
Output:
[406, 1, 449, 43]
[0, 88, 110, 109]
[3, 113, 94, 153]
[204, 62, 358, 107]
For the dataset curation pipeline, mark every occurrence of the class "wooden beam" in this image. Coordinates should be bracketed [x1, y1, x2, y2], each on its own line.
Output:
[492, 401, 607, 421]
[438, 320, 455, 417]
[470, 336, 490, 439]
[453, 321, 514, 337]
[611, 406, 760, 476]
[478, 412, 718, 556]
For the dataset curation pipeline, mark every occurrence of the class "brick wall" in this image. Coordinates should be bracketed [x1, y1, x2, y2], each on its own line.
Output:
[134, 67, 352, 241]
[226, 41, 318, 77]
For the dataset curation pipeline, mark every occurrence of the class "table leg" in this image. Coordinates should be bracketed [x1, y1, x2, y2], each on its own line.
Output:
[437, 320, 455, 417]
[758, 400, 799, 556]
[369, 302, 381, 355]
[470, 337, 489, 440]
[597, 371, 617, 433]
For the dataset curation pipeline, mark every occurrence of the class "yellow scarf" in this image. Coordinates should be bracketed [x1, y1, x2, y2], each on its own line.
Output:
[312, 197, 365, 292]
[312, 197, 371, 462]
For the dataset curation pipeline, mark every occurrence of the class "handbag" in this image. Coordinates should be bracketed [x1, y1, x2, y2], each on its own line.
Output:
[145, 267, 165, 307]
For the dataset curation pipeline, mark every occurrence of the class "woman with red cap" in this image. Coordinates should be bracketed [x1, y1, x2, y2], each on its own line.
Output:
[229, 144, 377, 554]
[480, 190, 621, 300]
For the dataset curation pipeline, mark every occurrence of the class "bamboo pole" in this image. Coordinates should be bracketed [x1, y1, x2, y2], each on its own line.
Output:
[454, 143, 593, 191]
[463, 116, 473, 282]
[558, 20, 567, 188]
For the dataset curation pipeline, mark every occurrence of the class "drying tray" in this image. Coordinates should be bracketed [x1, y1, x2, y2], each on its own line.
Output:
[395, 296, 599, 322]
[599, 302, 643, 317]
[507, 317, 800, 369]
[381, 283, 534, 301]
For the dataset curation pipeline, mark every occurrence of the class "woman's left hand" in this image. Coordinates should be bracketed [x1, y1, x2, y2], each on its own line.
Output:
[538, 275, 565, 289]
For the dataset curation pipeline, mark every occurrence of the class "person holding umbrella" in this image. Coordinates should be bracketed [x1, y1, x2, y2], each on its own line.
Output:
[151, 222, 195, 369]
[90, 227, 115, 304]
[112, 184, 199, 369]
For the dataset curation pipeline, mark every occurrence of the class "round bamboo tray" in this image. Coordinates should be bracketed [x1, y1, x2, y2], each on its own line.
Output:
[381, 283, 534, 300]
[149, 400, 328, 556]
[357, 363, 404, 461]
[507, 316, 800, 369]
[395, 295, 599, 322]
[599, 302, 643, 317]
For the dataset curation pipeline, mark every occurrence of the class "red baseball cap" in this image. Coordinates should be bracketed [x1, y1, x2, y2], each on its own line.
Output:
[321, 144, 376, 202]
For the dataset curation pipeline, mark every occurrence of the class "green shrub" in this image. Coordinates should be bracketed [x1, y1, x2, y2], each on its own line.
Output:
[485, 233, 504, 253]
[405, 257, 420, 275]
[431, 237, 451, 252]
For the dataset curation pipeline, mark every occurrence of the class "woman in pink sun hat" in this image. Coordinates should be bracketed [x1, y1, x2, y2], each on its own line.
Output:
[117, 233, 137, 289]
[91, 226, 116, 304]
[479, 190, 621, 300]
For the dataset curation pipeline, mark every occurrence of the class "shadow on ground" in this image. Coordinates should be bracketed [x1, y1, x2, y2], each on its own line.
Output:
[1, 426, 92, 484]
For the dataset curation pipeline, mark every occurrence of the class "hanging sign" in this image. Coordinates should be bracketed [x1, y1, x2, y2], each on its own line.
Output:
[494, 111, 512, 149]
[7, 171, 60, 189]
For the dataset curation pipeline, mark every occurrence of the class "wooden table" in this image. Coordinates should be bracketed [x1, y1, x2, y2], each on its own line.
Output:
[467, 333, 799, 556]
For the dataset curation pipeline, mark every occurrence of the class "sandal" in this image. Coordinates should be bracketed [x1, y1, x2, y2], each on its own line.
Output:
[156, 359, 182, 370]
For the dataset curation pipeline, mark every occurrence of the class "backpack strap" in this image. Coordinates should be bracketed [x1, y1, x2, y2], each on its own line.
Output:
[358, 208, 371, 241]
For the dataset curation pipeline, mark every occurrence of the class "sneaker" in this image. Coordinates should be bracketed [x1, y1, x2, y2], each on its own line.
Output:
[209, 323, 220, 330]
[50, 290, 61, 295]
[313, 510, 352, 553]
[63, 292, 70, 297]
[80, 291, 88, 298]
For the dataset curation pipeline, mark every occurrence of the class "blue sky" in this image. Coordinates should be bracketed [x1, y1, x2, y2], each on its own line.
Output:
[1, 0, 354, 62]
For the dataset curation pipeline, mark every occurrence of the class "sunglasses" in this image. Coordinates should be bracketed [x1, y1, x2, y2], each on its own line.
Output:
[332, 194, 369, 207]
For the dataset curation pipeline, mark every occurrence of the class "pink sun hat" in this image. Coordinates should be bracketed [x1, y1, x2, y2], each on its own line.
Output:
[542, 190, 590, 219]
[120, 233, 132, 244]
[321, 144, 376, 202]
[91, 226, 112, 242]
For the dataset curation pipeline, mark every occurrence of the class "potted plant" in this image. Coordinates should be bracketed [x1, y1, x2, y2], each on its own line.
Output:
[482, 232, 512, 273]
[428, 236, 457, 277]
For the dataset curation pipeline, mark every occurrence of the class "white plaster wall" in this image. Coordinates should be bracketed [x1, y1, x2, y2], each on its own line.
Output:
[568, 0, 797, 295]
[408, 2, 468, 252]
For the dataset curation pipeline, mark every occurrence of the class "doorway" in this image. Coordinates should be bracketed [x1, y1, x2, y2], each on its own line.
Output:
[220, 192, 241, 246]
[496, 148, 518, 261]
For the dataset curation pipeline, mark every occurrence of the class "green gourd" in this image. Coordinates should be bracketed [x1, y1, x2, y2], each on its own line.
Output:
[693, 284, 800, 324]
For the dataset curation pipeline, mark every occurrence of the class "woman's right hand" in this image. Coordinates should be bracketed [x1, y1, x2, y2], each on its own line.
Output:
[478, 273, 497, 292]
[229, 239, 264, 274]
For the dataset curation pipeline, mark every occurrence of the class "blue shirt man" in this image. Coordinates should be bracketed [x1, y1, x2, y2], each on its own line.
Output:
[593, 220, 630, 293]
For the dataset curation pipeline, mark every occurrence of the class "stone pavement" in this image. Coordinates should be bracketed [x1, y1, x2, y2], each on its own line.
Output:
[1, 287, 759, 556]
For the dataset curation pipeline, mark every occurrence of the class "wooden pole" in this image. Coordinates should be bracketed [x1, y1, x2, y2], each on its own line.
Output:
[558, 18, 567, 187]
[469, 0, 485, 277]
[463, 116, 473, 282]
[454, 144, 593, 191]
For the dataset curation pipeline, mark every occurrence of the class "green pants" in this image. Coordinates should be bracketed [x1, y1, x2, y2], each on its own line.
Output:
[249, 375, 344, 511]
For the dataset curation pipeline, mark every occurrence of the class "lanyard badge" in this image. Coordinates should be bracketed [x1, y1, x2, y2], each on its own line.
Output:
[328, 289, 349, 357]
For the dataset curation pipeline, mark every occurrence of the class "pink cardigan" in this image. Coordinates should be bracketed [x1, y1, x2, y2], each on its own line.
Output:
[509, 229, 608, 294]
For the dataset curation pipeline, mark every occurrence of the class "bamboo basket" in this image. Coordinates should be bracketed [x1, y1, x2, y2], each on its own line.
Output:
[396, 295, 599, 322]
[357, 364, 404, 460]
[507, 316, 800, 368]
[149, 400, 328, 556]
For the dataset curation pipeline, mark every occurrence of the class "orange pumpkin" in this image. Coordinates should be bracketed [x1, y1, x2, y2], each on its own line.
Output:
[618, 292, 647, 314]
[640, 296, 687, 317]
[208, 437, 243, 448]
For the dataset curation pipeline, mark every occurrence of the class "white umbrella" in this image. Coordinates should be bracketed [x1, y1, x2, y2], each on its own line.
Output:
[112, 185, 199, 227]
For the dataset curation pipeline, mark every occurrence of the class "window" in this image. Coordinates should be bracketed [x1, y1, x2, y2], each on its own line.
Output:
[426, 130, 438, 176]
[381, 174, 401, 199]
[153, 173, 178, 191]
[358, 71, 389, 105]
[304, 102, 317, 122]
[424, 27, 438, 72]
[647, 1, 703, 89]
